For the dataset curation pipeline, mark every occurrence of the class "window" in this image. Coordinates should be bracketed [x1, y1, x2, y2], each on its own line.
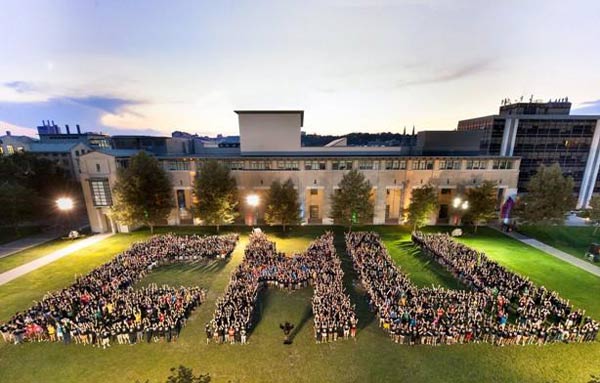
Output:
[310, 188, 318, 195]
[89, 179, 112, 206]
[412, 160, 434, 170]
[75, 150, 80, 156]
[305, 160, 326, 170]
[440, 188, 452, 195]
[276, 160, 299, 170]
[16, 146, 24, 153]
[467, 160, 487, 170]
[384, 160, 405, 170]
[466, 160, 487, 170]
[116, 159, 129, 169]
[0, 146, 4, 155]
[249, 161, 269, 170]
[176, 190, 186, 209]
[332, 160, 353, 170]
[96, 163, 101, 173]
[492, 160, 513, 170]
[6, 145, 14, 155]
[358, 160, 379, 170]
[229, 161, 244, 170]
[163, 160, 190, 171]
[438, 160, 462, 170]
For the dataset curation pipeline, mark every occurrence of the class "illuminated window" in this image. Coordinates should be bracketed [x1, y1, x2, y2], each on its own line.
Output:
[89, 179, 112, 207]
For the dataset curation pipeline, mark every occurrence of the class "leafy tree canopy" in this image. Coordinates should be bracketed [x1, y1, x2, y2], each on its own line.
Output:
[330, 169, 374, 228]
[407, 184, 438, 231]
[463, 180, 498, 232]
[517, 163, 575, 225]
[264, 178, 301, 230]
[112, 151, 174, 233]
[193, 160, 238, 231]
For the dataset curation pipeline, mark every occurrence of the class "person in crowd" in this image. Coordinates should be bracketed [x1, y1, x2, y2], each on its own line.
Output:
[0, 233, 238, 347]
[209, 231, 357, 344]
[345, 231, 599, 346]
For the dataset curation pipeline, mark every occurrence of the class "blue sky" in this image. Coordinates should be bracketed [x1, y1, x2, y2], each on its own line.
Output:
[1, 0, 599, 137]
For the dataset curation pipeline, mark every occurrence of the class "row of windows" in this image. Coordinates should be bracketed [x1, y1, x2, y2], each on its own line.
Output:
[189, 158, 517, 171]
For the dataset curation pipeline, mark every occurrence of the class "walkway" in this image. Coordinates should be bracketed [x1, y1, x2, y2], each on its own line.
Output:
[0, 233, 113, 286]
[492, 226, 600, 278]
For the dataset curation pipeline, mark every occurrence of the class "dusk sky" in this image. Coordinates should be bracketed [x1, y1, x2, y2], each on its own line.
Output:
[1, 0, 599, 138]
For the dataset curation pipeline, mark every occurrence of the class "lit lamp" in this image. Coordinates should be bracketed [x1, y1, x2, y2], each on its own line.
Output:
[56, 197, 74, 211]
[452, 197, 468, 225]
[56, 197, 74, 236]
[246, 194, 260, 226]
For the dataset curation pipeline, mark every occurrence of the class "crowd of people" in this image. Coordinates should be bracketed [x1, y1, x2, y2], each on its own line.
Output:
[0, 233, 238, 347]
[209, 230, 357, 344]
[346, 231, 598, 346]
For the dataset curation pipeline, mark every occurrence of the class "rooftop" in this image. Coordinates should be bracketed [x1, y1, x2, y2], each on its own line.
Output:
[234, 110, 304, 127]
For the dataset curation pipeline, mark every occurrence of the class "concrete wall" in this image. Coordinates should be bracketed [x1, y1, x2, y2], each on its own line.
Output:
[238, 113, 302, 153]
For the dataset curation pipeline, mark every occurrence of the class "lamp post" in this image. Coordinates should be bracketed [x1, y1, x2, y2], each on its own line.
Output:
[246, 194, 260, 226]
[56, 197, 74, 235]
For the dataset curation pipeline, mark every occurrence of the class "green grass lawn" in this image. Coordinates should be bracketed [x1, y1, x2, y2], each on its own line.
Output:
[0, 239, 78, 274]
[0, 225, 599, 383]
[430, 226, 600, 320]
[519, 224, 600, 261]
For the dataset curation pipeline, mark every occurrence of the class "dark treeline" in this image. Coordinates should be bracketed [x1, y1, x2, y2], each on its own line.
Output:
[302, 132, 416, 147]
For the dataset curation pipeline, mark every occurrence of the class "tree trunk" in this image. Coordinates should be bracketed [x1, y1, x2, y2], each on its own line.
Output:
[149, 224, 154, 234]
[474, 223, 478, 233]
[282, 222, 286, 232]
[594, 224, 598, 236]
[216, 224, 220, 233]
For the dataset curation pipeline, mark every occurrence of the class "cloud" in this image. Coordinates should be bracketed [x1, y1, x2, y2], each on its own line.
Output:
[573, 99, 600, 115]
[394, 59, 491, 89]
[3, 81, 37, 93]
[67, 96, 144, 116]
[0, 96, 158, 136]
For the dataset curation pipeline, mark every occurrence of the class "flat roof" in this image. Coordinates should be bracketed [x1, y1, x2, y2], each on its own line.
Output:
[234, 110, 304, 127]
[459, 114, 600, 123]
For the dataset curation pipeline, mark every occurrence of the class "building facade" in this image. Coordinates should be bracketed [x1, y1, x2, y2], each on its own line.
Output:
[79, 110, 520, 233]
[458, 99, 600, 208]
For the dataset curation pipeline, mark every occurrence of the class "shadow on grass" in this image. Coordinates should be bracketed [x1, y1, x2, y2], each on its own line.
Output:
[289, 305, 313, 341]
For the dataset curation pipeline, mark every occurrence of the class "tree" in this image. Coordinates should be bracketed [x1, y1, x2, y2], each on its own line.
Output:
[111, 151, 174, 234]
[407, 184, 438, 231]
[463, 181, 498, 233]
[264, 178, 301, 231]
[330, 169, 374, 229]
[518, 163, 575, 225]
[192, 160, 238, 232]
[0, 182, 38, 234]
[586, 195, 600, 234]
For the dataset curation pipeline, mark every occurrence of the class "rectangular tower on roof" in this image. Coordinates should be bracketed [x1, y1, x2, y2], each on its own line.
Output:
[235, 110, 303, 153]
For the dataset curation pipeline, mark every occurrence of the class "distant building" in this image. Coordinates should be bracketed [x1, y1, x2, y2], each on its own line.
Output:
[1, 122, 108, 181]
[458, 99, 600, 208]
[0, 131, 35, 156]
[79, 110, 519, 233]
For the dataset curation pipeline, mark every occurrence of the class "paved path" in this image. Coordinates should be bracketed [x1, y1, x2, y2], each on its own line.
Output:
[492, 226, 600, 277]
[0, 233, 113, 286]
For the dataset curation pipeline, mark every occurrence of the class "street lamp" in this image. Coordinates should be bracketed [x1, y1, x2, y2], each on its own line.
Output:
[246, 194, 260, 225]
[56, 197, 74, 211]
